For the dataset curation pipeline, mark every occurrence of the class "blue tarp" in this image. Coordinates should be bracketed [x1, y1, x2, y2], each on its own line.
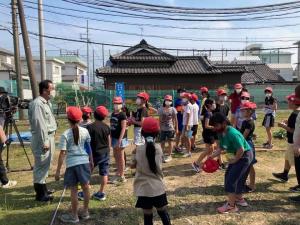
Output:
[8, 132, 32, 142]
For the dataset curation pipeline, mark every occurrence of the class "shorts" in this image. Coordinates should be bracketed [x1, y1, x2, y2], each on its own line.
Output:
[224, 151, 253, 194]
[64, 163, 91, 187]
[134, 127, 145, 146]
[135, 193, 168, 209]
[262, 114, 275, 128]
[247, 139, 257, 165]
[191, 125, 198, 136]
[94, 152, 110, 176]
[160, 131, 175, 142]
[184, 129, 193, 139]
[112, 138, 129, 149]
[285, 143, 295, 166]
[202, 129, 217, 145]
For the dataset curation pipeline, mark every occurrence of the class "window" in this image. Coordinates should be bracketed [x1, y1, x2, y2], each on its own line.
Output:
[22, 79, 30, 89]
[53, 66, 60, 74]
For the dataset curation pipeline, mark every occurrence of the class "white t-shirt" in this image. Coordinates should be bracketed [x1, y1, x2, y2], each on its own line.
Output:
[183, 103, 193, 126]
[192, 103, 199, 125]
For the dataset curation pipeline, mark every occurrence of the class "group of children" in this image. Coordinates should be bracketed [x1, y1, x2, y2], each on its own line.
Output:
[54, 84, 300, 223]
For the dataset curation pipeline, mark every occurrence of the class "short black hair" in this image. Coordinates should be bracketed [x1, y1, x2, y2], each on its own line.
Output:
[39, 80, 53, 95]
[210, 112, 227, 126]
[94, 111, 105, 121]
[204, 98, 214, 107]
[177, 88, 186, 94]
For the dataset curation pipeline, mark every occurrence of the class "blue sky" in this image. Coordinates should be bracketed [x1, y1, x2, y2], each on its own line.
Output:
[0, 0, 299, 69]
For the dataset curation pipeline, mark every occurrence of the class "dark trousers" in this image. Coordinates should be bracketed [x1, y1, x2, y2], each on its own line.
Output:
[0, 150, 8, 185]
[295, 156, 300, 185]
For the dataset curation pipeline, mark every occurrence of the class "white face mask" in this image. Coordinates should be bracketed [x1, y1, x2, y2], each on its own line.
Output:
[235, 89, 242, 94]
[211, 103, 216, 110]
[266, 93, 272, 98]
[182, 98, 188, 105]
[219, 96, 227, 101]
[50, 90, 56, 99]
[165, 101, 172, 106]
[114, 104, 122, 111]
[136, 98, 142, 105]
[241, 99, 249, 104]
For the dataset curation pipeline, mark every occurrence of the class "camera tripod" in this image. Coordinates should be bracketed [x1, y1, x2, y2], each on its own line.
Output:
[3, 112, 33, 172]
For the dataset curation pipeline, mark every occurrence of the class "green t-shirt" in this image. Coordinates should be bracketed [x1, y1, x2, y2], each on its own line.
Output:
[219, 126, 251, 154]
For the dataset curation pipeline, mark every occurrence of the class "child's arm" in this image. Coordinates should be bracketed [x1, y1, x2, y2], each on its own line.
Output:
[228, 148, 244, 164]
[272, 101, 278, 111]
[108, 134, 112, 150]
[55, 150, 66, 181]
[210, 147, 222, 158]
[243, 129, 251, 139]
[85, 142, 94, 170]
[118, 120, 127, 147]
[204, 118, 214, 129]
[278, 122, 294, 133]
[173, 112, 178, 133]
[184, 112, 190, 131]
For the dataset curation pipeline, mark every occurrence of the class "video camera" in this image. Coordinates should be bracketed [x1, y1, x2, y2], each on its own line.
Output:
[0, 94, 30, 113]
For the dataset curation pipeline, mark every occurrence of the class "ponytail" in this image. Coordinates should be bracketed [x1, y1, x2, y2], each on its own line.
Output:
[145, 101, 149, 109]
[142, 133, 158, 174]
[69, 119, 80, 145]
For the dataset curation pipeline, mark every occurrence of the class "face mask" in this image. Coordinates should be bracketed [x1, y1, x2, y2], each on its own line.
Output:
[235, 89, 242, 94]
[266, 93, 272, 98]
[50, 90, 56, 99]
[219, 96, 227, 101]
[165, 101, 172, 106]
[136, 98, 142, 105]
[241, 99, 249, 104]
[182, 98, 188, 105]
[211, 103, 216, 110]
[114, 104, 122, 111]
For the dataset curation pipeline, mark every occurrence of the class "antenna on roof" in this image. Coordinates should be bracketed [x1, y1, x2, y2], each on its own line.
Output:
[140, 26, 144, 39]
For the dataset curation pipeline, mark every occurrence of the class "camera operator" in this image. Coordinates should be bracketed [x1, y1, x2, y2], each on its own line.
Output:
[0, 125, 17, 188]
[0, 87, 8, 127]
[28, 80, 57, 202]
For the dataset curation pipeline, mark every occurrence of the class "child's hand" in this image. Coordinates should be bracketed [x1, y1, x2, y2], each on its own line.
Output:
[55, 171, 60, 181]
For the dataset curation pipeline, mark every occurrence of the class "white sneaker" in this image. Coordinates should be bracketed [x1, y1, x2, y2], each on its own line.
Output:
[163, 155, 172, 163]
[2, 180, 17, 189]
[182, 152, 192, 158]
[236, 198, 249, 207]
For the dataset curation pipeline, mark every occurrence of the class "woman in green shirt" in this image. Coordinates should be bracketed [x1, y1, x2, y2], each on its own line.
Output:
[210, 112, 253, 214]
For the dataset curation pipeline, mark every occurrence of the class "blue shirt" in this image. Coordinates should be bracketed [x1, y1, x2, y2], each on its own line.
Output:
[59, 127, 91, 168]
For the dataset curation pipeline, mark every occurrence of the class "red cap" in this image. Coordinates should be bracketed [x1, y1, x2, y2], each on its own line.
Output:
[81, 106, 92, 114]
[137, 92, 150, 101]
[286, 94, 300, 105]
[200, 87, 209, 93]
[217, 89, 227, 96]
[240, 102, 257, 110]
[113, 96, 123, 104]
[191, 93, 198, 101]
[95, 105, 109, 118]
[142, 117, 160, 133]
[182, 92, 192, 99]
[67, 106, 82, 122]
[234, 83, 243, 89]
[241, 91, 250, 98]
[202, 158, 219, 173]
[164, 95, 173, 101]
[265, 87, 273, 93]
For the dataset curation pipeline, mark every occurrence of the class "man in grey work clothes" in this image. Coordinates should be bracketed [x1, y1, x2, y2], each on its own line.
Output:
[29, 80, 57, 202]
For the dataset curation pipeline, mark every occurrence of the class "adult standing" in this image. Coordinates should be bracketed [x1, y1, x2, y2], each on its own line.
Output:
[229, 83, 243, 126]
[0, 87, 8, 127]
[29, 80, 57, 202]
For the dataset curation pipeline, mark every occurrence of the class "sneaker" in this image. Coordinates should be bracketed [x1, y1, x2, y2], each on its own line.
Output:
[264, 143, 273, 149]
[289, 195, 300, 203]
[272, 172, 288, 182]
[192, 162, 201, 173]
[243, 185, 254, 193]
[182, 152, 192, 158]
[78, 211, 90, 220]
[236, 198, 249, 207]
[289, 185, 300, 193]
[262, 142, 269, 147]
[2, 180, 17, 189]
[163, 155, 172, 163]
[60, 214, 79, 223]
[217, 202, 239, 214]
[78, 191, 84, 201]
[174, 147, 183, 154]
[109, 176, 127, 184]
[191, 145, 196, 151]
[93, 192, 106, 201]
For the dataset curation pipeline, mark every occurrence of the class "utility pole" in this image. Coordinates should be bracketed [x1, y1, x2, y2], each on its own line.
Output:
[92, 48, 95, 86]
[102, 44, 105, 67]
[17, 0, 38, 98]
[38, 0, 46, 81]
[294, 41, 300, 81]
[11, 0, 24, 119]
[87, 20, 90, 90]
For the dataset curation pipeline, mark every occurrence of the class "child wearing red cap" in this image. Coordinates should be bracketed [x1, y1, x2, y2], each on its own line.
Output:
[273, 94, 300, 187]
[240, 102, 257, 193]
[190, 93, 200, 151]
[110, 97, 129, 183]
[174, 89, 186, 153]
[131, 92, 149, 146]
[210, 112, 253, 214]
[229, 83, 243, 125]
[55, 106, 93, 223]
[182, 92, 194, 158]
[131, 117, 171, 225]
[192, 99, 217, 173]
[80, 106, 93, 128]
[85, 106, 111, 201]
[262, 87, 277, 149]
[158, 95, 178, 163]
[215, 89, 230, 118]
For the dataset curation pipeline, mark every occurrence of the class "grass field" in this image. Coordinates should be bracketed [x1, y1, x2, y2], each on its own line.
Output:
[1, 110, 300, 225]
